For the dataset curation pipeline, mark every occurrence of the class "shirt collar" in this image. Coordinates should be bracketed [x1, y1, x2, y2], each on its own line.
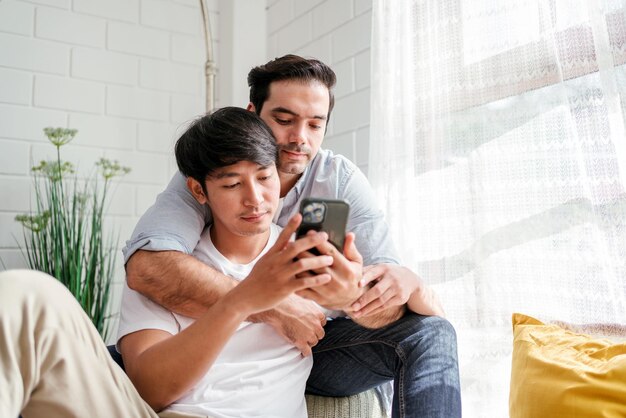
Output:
[289, 151, 321, 198]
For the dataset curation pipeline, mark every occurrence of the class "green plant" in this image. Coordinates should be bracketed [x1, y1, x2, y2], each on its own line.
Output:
[15, 127, 130, 341]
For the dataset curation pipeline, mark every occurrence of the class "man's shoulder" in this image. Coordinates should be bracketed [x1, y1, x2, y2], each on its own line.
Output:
[307, 149, 358, 189]
[313, 148, 358, 172]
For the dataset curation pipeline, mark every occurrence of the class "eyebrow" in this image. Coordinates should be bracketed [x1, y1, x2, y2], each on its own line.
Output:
[271, 106, 327, 121]
[214, 165, 272, 179]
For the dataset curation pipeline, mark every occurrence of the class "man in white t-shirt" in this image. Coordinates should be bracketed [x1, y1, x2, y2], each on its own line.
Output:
[117, 107, 345, 417]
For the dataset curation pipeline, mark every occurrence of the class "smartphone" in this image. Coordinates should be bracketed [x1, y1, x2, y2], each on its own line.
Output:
[296, 198, 350, 254]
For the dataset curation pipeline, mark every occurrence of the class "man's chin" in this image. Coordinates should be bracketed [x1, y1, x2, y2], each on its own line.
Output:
[236, 221, 272, 237]
[279, 162, 307, 175]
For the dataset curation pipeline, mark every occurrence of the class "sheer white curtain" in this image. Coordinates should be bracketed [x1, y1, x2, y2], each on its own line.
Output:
[370, 1, 626, 416]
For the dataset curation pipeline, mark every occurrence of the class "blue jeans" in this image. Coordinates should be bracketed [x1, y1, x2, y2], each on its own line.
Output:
[306, 313, 461, 418]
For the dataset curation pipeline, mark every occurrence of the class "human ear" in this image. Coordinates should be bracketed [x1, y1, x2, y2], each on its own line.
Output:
[246, 103, 256, 112]
[186, 177, 208, 204]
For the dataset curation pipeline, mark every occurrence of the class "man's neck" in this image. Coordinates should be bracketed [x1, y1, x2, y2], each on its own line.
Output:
[279, 172, 301, 197]
[209, 226, 270, 265]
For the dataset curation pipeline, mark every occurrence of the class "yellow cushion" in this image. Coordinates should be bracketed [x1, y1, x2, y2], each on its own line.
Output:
[510, 313, 626, 418]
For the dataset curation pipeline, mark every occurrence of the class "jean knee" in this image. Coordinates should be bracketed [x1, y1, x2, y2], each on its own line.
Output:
[401, 315, 458, 360]
[430, 316, 458, 348]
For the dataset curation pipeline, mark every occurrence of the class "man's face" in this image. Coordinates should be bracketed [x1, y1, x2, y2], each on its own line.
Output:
[203, 161, 280, 237]
[255, 80, 330, 176]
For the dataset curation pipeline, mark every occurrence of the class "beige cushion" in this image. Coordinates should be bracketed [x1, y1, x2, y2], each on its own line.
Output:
[306, 389, 388, 418]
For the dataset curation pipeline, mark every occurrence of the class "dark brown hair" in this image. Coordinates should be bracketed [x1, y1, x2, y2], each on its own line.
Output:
[247, 54, 337, 120]
[175, 107, 278, 193]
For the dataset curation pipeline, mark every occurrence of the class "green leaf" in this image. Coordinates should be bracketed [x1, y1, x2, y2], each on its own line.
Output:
[15, 127, 131, 341]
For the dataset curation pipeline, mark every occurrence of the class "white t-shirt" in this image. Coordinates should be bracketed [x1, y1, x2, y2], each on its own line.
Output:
[117, 223, 312, 418]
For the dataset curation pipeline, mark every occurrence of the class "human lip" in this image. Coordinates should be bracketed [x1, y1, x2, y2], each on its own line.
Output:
[240, 212, 269, 222]
[282, 150, 308, 159]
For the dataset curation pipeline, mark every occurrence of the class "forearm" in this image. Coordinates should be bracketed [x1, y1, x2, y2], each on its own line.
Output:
[126, 250, 237, 318]
[350, 304, 407, 328]
[124, 294, 251, 411]
[407, 285, 445, 317]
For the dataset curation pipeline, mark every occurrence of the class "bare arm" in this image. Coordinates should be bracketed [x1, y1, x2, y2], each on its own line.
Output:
[120, 222, 333, 411]
[126, 218, 329, 355]
[126, 250, 236, 318]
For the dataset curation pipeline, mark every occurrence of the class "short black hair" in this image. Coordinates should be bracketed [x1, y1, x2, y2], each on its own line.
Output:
[247, 54, 337, 119]
[175, 107, 278, 191]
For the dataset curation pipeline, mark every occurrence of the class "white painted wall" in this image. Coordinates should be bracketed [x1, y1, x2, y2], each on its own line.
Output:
[266, 0, 372, 175]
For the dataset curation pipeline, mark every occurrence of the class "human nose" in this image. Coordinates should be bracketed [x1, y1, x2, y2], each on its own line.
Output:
[288, 121, 307, 145]
[243, 183, 264, 206]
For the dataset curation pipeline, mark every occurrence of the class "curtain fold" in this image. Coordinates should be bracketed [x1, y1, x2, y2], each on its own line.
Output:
[370, 1, 626, 416]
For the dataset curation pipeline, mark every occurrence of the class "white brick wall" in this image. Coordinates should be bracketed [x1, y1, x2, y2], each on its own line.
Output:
[267, 0, 372, 175]
[71, 48, 139, 85]
[35, 7, 106, 47]
[0, 0, 216, 333]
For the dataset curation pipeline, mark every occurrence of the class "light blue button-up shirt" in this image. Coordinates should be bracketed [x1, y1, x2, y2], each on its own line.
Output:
[123, 148, 401, 267]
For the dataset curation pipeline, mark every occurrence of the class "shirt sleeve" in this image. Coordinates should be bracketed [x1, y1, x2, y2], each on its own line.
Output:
[122, 172, 212, 264]
[339, 163, 401, 266]
[116, 282, 180, 351]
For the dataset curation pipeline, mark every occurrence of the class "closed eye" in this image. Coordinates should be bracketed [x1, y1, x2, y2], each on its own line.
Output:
[223, 183, 239, 189]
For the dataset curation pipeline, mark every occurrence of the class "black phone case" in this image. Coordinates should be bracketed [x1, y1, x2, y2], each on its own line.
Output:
[296, 198, 350, 251]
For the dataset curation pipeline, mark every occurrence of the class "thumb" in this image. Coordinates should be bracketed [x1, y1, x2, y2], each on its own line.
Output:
[342, 232, 362, 264]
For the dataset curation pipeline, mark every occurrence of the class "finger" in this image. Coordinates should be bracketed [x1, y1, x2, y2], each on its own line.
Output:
[295, 288, 324, 304]
[358, 296, 403, 318]
[299, 343, 312, 357]
[354, 290, 396, 317]
[342, 232, 363, 264]
[294, 250, 335, 277]
[285, 231, 330, 259]
[315, 326, 325, 340]
[351, 280, 391, 312]
[291, 274, 331, 292]
[360, 264, 386, 287]
[352, 297, 384, 318]
[312, 238, 338, 257]
[295, 269, 314, 279]
[287, 256, 333, 277]
[313, 239, 355, 274]
[271, 213, 302, 252]
[294, 249, 317, 260]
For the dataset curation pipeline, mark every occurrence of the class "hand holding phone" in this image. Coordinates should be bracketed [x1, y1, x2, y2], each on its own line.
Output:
[296, 198, 350, 254]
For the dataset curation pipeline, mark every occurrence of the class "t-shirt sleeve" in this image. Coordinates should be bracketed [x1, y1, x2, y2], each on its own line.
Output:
[116, 282, 180, 351]
[340, 163, 401, 266]
[122, 172, 212, 264]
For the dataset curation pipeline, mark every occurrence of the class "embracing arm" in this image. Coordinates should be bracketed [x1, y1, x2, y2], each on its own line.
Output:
[126, 250, 236, 318]
[125, 172, 218, 317]
[120, 221, 333, 411]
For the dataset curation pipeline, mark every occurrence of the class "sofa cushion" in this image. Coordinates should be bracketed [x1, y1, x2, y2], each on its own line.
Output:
[306, 389, 387, 418]
[509, 313, 626, 418]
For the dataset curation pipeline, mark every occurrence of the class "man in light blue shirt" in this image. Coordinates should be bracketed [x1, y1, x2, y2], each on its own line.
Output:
[124, 54, 461, 417]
